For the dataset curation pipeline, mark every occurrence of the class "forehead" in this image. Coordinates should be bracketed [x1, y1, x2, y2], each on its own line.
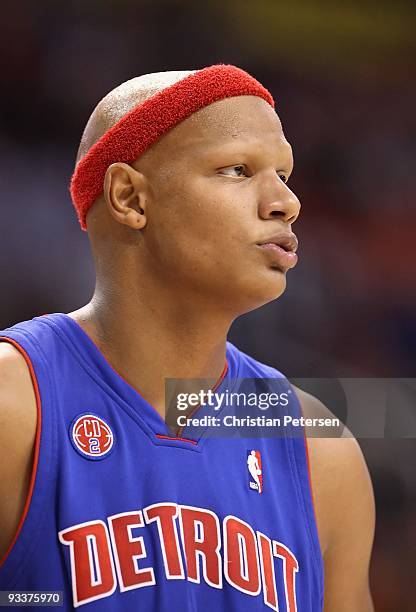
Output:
[142, 96, 290, 163]
[184, 95, 282, 139]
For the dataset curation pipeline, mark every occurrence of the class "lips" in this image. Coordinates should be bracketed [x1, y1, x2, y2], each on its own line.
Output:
[256, 232, 299, 270]
[257, 232, 298, 253]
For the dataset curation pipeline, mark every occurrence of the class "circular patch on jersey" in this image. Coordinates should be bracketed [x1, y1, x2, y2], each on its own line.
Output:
[70, 413, 114, 460]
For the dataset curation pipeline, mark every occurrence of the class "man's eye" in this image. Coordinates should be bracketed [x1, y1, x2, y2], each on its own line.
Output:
[278, 173, 288, 183]
[220, 165, 247, 177]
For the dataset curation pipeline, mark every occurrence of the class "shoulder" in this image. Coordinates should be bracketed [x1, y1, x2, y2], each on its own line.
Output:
[292, 385, 375, 551]
[0, 341, 38, 559]
[293, 385, 376, 610]
[0, 341, 38, 422]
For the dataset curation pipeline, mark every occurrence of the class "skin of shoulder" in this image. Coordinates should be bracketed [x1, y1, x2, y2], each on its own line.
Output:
[0, 342, 37, 560]
[293, 385, 376, 612]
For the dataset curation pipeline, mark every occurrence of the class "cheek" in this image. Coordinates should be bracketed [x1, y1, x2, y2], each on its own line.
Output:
[143, 180, 287, 306]
[149, 182, 249, 270]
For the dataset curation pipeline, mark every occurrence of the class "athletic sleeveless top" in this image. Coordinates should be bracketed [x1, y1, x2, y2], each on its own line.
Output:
[0, 313, 323, 610]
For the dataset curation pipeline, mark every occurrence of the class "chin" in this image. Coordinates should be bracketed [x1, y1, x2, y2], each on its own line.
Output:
[239, 271, 288, 313]
[262, 278, 287, 305]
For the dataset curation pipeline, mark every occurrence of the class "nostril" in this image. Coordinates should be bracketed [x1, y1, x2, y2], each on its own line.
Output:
[269, 211, 285, 217]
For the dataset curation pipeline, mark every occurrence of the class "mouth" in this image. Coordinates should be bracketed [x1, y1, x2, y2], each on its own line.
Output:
[256, 232, 299, 270]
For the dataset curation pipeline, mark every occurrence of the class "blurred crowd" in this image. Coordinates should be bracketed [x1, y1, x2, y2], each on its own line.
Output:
[0, 1, 415, 609]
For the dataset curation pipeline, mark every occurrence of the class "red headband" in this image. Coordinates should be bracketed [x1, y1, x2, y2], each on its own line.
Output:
[70, 64, 275, 230]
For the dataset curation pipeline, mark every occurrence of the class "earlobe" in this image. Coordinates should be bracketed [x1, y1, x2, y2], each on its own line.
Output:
[103, 163, 147, 229]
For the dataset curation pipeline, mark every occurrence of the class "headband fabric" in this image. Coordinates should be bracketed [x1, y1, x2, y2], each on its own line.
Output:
[70, 64, 275, 230]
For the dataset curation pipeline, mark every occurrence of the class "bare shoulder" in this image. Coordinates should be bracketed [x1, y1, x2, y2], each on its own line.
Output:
[293, 385, 376, 611]
[0, 341, 38, 431]
[0, 341, 38, 559]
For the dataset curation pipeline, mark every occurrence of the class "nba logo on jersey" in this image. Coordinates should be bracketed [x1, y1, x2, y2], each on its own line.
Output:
[247, 450, 263, 494]
[70, 413, 114, 460]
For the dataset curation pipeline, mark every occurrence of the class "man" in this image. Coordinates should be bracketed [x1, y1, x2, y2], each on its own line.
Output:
[0, 64, 375, 610]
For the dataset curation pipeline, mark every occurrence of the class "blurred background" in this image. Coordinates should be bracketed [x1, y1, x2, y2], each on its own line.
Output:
[0, 0, 415, 608]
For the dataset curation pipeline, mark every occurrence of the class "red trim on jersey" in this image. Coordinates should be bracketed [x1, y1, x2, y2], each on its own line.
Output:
[295, 389, 320, 537]
[70, 63, 275, 230]
[301, 424, 323, 556]
[155, 434, 198, 445]
[0, 337, 42, 567]
[302, 431, 318, 519]
[175, 359, 229, 438]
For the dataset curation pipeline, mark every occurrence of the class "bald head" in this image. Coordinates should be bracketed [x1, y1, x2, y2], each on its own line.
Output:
[75, 70, 196, 165]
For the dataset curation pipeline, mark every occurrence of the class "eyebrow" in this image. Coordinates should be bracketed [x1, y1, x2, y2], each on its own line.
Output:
[196, 137, 293, 167]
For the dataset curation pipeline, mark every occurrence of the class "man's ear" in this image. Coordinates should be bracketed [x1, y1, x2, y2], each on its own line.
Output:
[103, 162, 148, 229]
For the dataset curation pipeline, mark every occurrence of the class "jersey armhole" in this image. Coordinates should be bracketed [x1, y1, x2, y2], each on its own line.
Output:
[295, 389, 322, 549]
[302, 430, 320, 542]
[285, 386, 325, 606]
[0, 337, 42, 568]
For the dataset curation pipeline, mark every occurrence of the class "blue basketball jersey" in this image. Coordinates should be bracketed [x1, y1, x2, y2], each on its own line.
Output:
[0, 313, 323, 610]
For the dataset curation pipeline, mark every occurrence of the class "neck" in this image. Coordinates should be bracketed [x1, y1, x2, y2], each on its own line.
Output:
[67, 280, 234, 420]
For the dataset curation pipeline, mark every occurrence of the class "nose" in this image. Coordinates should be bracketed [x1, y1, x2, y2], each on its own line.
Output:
[258, 179, 301, 224]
